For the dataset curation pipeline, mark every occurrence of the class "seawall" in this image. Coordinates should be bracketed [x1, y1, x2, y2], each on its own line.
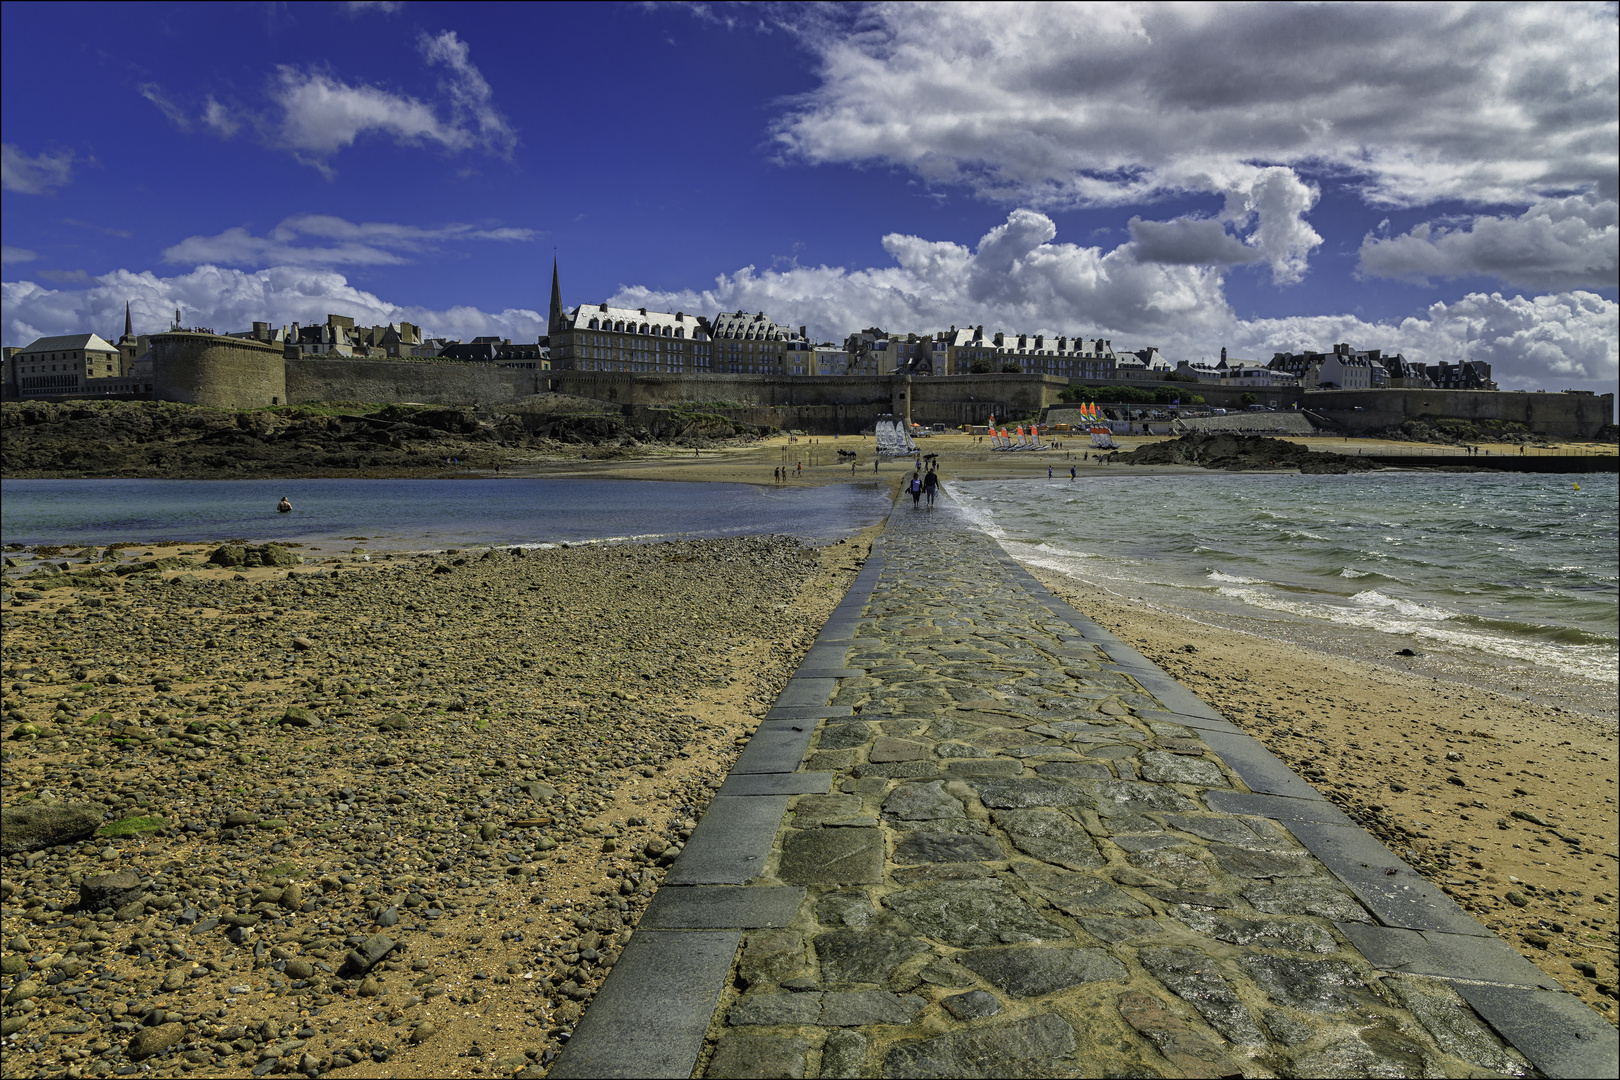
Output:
[284, 357, 549, 407]
[1307, 388, 1613, 439]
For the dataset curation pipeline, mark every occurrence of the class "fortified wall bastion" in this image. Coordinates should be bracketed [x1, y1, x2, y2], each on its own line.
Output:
[139, 333, 1613, 439]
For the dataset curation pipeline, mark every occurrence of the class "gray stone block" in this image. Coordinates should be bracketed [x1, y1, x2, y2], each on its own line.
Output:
[1449, 983, 1618, 1080]
[548, 929, 741, 1079]
[941, 990, 1002, 1020]
[790, 668, 867, 680]
[1203, 790, 1351, 825]
[883, 1014, 1077, 1079]
[820, 990, 926, 1026]
[779, 828, 885, 885]
[730, 723, 818, 775]
[819, 1030, 868, 1080]
[961, 946, 1127, 997]
[1134, 708, 1244, 734]
[1336, 924, 1558, 989]
[704, 1034, 809, 1079]
[772, 678, 838, 709]
[726, 992, 821, 1026]
[639, 886, 807, 930]
[1196, 729, 1324, 799]
[943, 759, 1023, 778]
[814, 929, 932, 985]
[663, 797, 788, 885]
[894, 831, 1006, 864]
[716, 772, 834, 797]
[1288, 821, 1492, 936]
[885, 878, 1065, 947]
[763, 705, 855, 721]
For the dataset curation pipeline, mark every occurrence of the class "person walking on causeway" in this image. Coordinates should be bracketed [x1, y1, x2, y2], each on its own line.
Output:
[909, 471, 923, 508]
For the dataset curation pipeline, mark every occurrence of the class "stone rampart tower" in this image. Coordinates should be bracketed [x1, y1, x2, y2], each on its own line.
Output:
[151, 332, 288, 410]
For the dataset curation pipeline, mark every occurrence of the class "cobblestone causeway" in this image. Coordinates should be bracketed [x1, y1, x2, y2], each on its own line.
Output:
[552, 501, 1616, 1079]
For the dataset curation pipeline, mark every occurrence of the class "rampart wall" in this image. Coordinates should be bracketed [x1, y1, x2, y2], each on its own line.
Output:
[1304, 388, 1614, 439]
[150, 333, 286, 411]
[284, 358, 547, 407]
[143, 344, 1611, 439]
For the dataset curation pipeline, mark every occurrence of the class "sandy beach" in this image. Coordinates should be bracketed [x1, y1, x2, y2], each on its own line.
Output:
[1026, 567, 1619, 1020]
[0, 527, 877, 1078]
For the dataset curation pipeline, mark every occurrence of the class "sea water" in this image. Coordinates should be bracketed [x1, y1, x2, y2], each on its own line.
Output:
[948, 472, 1618, 714]
[0, 478, 893, 550]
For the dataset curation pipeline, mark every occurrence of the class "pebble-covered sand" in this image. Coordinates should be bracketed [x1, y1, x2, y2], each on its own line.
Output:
[0, 529, 874, 1078]
[1029, 568, 1620, 1024]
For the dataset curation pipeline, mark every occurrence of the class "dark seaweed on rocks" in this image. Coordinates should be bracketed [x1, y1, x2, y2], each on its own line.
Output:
[1106, 433, 1376, 473]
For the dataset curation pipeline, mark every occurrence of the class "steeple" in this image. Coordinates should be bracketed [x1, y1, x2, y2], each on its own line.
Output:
[547, 258, 564, 336]
[122, 302, 134, 342]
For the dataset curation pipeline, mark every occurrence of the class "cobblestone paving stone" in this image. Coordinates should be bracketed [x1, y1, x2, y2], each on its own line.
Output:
[697, 504, 1537, 1079]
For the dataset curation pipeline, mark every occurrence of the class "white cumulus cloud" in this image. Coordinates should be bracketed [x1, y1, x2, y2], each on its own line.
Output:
[140, 30, 514, 172]
[2, 266, 542, 348]
[1359, 192, 1619, 292]
[161, 214, 534, 269]
[1, 144, 74, 195]
[611, 209, 1616, 393]
[772, 3, 1617, 214]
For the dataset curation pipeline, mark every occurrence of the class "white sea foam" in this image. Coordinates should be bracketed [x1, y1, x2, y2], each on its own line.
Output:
[1214, 585, 1616, 683]
[1339, 568, 1370, 578]
[1207, 570, 1265, 585]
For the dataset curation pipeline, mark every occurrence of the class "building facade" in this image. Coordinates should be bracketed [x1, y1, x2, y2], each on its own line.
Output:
[710, 310, 811, 375]
[7, 333, 122, 398]
[545, 261, 715, 374]
[933, 326, 1117, 378]
[1269, 343, 1379, 390]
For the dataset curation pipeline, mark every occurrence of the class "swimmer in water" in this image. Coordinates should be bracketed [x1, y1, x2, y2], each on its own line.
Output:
[277, 496, 292, 514]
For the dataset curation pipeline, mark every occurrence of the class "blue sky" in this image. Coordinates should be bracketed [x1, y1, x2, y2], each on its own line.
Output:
[3, 2, 1616, 394]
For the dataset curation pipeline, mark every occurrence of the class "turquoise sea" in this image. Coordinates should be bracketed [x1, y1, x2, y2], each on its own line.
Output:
[948, 472, 1619, 713]
[0, 478, 893, 550]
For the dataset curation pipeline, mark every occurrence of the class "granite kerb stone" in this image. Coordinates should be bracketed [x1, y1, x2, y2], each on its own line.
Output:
[1288, 820, 1497, 937]
[716, 772, 834, 797]
[547, 928, 742, 1079]
[663, 796, 788, 885]
[639, 886, 807, 931]
[1336, 923, 1558, 989]
[729, 724, 819, 775]
[1448, 982, 1620, 1080]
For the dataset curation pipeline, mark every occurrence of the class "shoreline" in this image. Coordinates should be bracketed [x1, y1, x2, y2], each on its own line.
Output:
[1018, 559, 1619, 1021]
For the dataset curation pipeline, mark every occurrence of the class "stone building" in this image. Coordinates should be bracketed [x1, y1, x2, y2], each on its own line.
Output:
[7, 333, 121, 398]
[545, 261, 715, 374]
[710, 310, 812, 375]
[932, 326, 1117, 378]
[1425, 359, 1494, 390]
[1268, 343, 1379, 390]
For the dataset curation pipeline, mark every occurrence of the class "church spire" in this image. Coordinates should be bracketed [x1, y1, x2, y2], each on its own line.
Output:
[548, 258, 564, 336]
[124, 301, 133, 341]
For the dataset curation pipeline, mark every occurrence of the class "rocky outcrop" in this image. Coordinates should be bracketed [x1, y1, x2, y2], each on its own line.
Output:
[0, 397, 767, 479]
[1107, 433, 1376, 473]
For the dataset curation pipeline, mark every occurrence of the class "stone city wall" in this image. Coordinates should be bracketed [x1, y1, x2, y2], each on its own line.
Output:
[285, 358, 549, 407]
[1304, 388, 1613, 439]
[150, 333, 287, 411]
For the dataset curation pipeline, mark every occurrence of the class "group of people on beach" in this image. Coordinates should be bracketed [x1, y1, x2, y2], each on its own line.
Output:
[773, 463, 802, 482]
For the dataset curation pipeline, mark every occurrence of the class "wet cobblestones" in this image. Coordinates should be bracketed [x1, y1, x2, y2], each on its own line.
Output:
[701, 506, 1532, 1078]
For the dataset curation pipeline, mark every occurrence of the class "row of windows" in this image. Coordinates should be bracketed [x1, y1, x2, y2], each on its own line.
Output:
[21, 374, 82, 389]
[582, 319, 690, 339]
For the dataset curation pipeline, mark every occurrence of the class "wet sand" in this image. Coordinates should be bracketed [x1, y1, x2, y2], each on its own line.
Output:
[1024, 567, 1620, 1021]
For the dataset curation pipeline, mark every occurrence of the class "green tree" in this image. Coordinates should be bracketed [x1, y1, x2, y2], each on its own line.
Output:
[969, 358, 994, 374]
[1000, 361, 1022, 374]
[1240, 392, 1258, 407]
